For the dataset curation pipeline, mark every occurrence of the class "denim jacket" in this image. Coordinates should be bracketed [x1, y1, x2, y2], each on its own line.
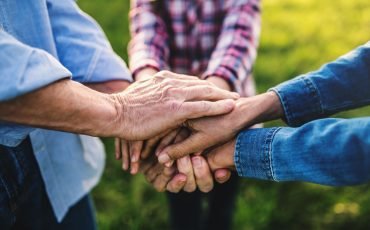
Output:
[235, 42, 370, 186]
[0, 0, 131, 221]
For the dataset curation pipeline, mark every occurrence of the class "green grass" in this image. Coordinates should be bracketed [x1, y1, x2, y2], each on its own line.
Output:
[78, 0, 370, 229]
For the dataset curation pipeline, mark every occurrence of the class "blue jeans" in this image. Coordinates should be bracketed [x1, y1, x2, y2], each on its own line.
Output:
[0, 137, 97, 230]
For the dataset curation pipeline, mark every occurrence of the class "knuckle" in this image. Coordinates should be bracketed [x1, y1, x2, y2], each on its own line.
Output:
[200, 183, 213, 193]
[184, 184, 197, 193]
[204, 86, 214, 95]
[166, 185, 176, 193]
[158, 70, 171, 78]
[201, 101, 211, 112]
[153, 74, 164, 81]
[167, 100, 181, 112]
[167, 86, 182, 96]
[154, 185, 165, 192]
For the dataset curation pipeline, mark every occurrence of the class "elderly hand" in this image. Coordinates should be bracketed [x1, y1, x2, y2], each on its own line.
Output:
[111, 71, 239, 141]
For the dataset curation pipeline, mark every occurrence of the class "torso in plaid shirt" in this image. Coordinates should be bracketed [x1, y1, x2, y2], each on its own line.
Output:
[129, 0, 261, 96]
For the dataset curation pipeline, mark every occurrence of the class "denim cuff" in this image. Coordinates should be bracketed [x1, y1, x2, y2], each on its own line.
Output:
[234, 127, 281, 181]
[269, 75, 323, 127]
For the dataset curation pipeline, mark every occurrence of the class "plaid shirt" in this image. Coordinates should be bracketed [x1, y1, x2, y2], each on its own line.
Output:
[129, 0, 261, 95]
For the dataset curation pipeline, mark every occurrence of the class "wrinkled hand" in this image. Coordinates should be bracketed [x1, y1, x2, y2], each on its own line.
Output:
[111, 71, 239, 140]
[157, 92, 282, 164]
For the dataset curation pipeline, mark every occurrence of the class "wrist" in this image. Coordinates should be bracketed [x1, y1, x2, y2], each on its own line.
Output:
[102, 93, 126, 138]
[233, 91, 284, 129]
[135, 67, 158, 81]
[206, 76, 231, 91]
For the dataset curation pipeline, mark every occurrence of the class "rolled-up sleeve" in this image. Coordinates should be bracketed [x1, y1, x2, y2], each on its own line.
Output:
[270, 42, 370, 127]
[235, 118, 370, 186]
[46, 0, 132, 83]
[0, 30, 71, 102]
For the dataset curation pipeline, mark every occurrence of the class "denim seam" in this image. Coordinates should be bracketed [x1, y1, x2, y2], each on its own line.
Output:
[271, 87, 294, 126]
[234, 132, 243, 176]
[326, 99, 370, 113]
[302, 76, 323, 117]
[262, 128, 278, 180]
[267, 128, 281, 181]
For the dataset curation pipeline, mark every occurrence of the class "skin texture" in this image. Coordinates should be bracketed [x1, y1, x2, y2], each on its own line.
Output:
[0, 71, 239, 141]
[157, 91, 284, 164]
[147, 91, 284, 192]
[117, 68, 235, 193]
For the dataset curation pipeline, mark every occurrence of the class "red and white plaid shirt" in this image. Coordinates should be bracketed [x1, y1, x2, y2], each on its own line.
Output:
[129, 0, 261, 95]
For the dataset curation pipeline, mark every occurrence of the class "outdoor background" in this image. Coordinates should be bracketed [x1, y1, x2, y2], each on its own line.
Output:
[78, 0, 370, 229]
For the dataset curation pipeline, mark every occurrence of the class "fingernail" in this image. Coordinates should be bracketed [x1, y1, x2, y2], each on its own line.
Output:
[232, 92, 240, 98]
[178, 175, 186, 183]
[225, 99, 235, 110]
[218, 171, 227, 178]
[131, 155, 137, 162]
[165, 161, 173, 167]
[192, 157, 202, 168]
[158, 153, 170, 164]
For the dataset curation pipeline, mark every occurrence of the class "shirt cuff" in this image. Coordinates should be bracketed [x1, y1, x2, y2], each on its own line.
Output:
[234, 127, 281, 181]
[130, 58, 162, 79]
[129, 50, 168, 78]
[269, 75, 323, 127]
[202, 65, 239, 92]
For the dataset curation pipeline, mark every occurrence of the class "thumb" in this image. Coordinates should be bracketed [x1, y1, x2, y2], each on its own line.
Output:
[158, 133, 210, 164]
[179, 99, 235, 120]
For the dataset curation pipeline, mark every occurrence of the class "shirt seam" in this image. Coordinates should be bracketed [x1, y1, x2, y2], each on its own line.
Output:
[83, 47, 102, 82]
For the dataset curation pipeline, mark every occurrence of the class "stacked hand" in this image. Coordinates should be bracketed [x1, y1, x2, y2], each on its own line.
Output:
[115, 69, 283, 193]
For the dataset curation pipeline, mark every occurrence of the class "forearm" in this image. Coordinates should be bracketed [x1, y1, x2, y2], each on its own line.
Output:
[235, 118, 370, 186]
[134, 67, 158, 81]
[0, 79, 119, 137]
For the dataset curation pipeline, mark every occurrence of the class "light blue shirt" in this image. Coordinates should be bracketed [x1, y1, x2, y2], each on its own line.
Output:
[0, 0, 132, 221]
[235, 43, 370, 186]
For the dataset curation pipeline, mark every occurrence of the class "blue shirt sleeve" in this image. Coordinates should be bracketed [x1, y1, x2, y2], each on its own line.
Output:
[46, 0, 132, 83]
[235, 118, 370, 186]
[270, 42, 370, 127]
[0, 30, 71, 101]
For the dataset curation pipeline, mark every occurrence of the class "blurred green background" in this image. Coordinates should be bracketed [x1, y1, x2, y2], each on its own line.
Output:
[78, 0, 370, 229]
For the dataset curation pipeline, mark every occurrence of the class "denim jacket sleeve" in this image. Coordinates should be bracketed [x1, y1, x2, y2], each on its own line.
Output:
[270, 42, 370, 127]
[0, 30, 71, 101]
[235, 118, 370, 186]
[46, 0, 132, 83]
